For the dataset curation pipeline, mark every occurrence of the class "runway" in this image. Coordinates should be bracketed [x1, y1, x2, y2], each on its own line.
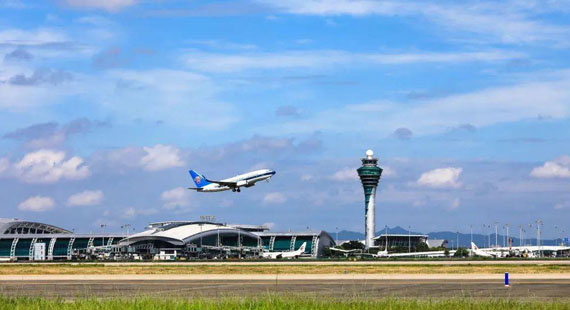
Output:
[0, 277, 569, 299]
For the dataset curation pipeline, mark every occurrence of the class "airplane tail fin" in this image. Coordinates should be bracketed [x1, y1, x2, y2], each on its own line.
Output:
[298, 242, 307, 253]
[189, 170, 211, 188]
[471, 242, 478, 250]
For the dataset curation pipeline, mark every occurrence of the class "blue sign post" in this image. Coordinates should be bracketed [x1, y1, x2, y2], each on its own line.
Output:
[504, 272, 510, 287]
[565, 238, 569, 245]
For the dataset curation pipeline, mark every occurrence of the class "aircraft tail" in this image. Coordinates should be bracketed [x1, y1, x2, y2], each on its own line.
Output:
[298, 242, 307, 253]
[189, 170, 211, 188]
[471, 242, 478, 250]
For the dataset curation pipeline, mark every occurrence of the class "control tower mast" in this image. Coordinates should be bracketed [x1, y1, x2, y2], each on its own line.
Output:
[357, 150, 383, 249]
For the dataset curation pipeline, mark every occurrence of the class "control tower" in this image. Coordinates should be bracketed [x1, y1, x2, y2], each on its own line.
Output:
[357, 150, 383, 249]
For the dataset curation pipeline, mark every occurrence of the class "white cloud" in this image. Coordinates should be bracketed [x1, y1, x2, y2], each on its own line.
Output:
[67, 190, 103, 206]
[450, 197, 461, 209]
[182, 50, 523, 73]
[531, 156, 570, 179]
[0, 28, 68, 46]
[2, 150, 90, 183]
[255, 0, 570, 45]
[121, 206, 157, 219]
[554, 201, 570, 210]
[262, 222, 276, 229]
[263, 192, 287, 204]
[301, 174, 314, 181]
[18, 196, 55, 212]
[161, 187, 191, 209]
[63, 0, 137, 12]
[329, 167, 358, 181]
[266, 72, 570, 136]
[382, 166, 395, 177]
[122, 207, 136, 218]
[417, 167, 463, 189]
[140, 144, 185, 171]
[0, 158, 8, 174]
[102, 69, 238, 129]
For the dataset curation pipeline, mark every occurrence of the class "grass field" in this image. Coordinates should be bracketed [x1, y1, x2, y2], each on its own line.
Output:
[0, 263, 568, 275]
[1, 296, 569, 310]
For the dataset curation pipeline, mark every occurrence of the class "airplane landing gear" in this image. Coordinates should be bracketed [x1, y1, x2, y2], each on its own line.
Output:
[237, 188, 241, 192]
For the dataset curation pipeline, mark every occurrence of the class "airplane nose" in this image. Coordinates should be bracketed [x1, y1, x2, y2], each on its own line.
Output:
[271, 171, 276, 175]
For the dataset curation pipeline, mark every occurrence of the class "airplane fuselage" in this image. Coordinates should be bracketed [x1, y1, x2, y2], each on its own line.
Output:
[197, 169, 276, 192]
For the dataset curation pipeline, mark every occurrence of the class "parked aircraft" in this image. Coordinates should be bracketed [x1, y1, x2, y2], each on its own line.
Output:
[188, 169, 276, 192]
[470, 242, 497, 258]
[262, 242, 307, 259]
[471, 242, 570, 258]
[373, 249, 455, 258]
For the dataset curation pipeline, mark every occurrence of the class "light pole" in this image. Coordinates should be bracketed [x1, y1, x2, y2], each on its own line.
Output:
[495, 222, 499, 248]
[121, 224, 131, 238]
[470, 225, 473, 245]
[456, 231, 459, 250]
[335, 227, 338, 245]
[518, 225, 522, 246]
[506, 224, 509, 248]
[385, 225, 388, 251]
[100, 224, 107, 247]
[486, 224, 491, 248]
[555, 226, 559, 246]
[536, 220, 542, 257]
[528, 224, 533, 245]
[488, 224, 491, 248]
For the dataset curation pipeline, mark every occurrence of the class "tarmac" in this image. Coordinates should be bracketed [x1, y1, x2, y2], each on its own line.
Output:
[0, 274, 568, 299]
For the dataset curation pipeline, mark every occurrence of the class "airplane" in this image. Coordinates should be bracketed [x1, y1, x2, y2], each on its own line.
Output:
[470, 242, 570, 258]
[330, 247, 363, 257]
[471, 242, 497, 258]
[373, 249, 455, 258]
[262, 242, 307, 259]
[187, 169, 276, 192]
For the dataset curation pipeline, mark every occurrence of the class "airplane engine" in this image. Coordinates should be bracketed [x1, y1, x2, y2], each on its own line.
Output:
[236, 180, 248, 187]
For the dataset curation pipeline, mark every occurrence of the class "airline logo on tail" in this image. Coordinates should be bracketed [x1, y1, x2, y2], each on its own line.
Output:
[471, 242, 479, 250]
[189, 170, 210, 188]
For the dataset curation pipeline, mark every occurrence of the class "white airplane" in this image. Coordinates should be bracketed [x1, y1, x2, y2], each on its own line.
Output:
[262, 242, 307, 259]
[188, 169, 276, 192]
[330, 247, 363, 257]
[471, 242, 570, 258]
[471, 242, 497, 258]
[374, 249, 455, 258]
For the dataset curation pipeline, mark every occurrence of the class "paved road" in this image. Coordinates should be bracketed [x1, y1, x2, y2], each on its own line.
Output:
[0, 278, 569, 299]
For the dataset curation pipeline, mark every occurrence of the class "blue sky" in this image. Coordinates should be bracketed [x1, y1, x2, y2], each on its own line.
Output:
[0, 0, 569, 239]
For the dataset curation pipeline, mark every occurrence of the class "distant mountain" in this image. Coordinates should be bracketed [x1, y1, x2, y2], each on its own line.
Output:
[337, 226, 562, 248]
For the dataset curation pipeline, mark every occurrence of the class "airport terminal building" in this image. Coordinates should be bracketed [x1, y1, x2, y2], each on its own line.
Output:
[0, 218, 123, 261]
[0, 218, 335, 261]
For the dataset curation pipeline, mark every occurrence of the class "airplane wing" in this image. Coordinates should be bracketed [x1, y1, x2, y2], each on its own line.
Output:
[205, 179, 238, 188]
[330, 248, 360, 253]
